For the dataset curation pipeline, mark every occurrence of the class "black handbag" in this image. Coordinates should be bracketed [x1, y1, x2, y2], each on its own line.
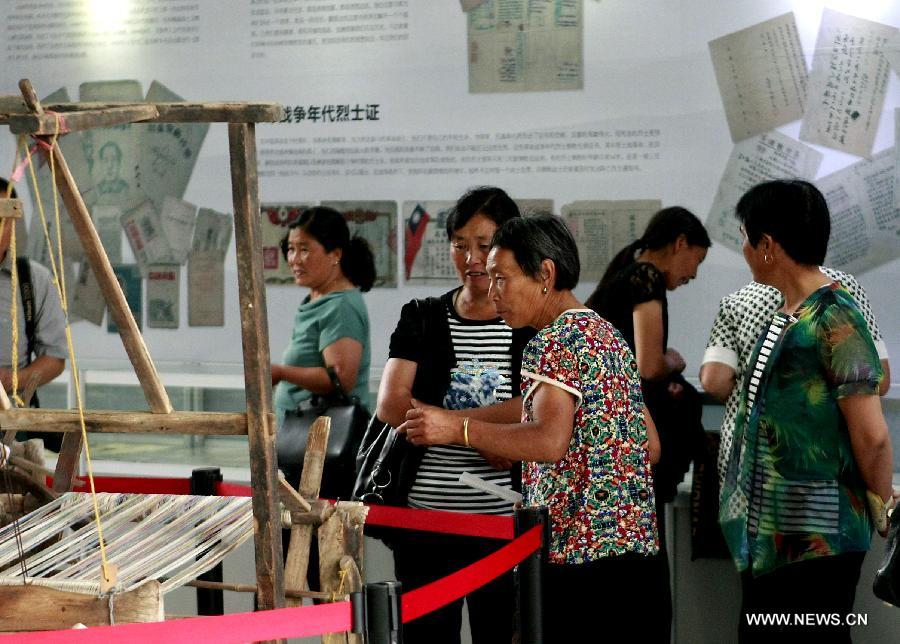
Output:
[874, 507, 900, 606]
[352, 415, 420, 506]
[276, 368, 370, 499]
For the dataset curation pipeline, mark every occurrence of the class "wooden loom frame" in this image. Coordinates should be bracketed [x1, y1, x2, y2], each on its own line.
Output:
[0, 79, 289, 618]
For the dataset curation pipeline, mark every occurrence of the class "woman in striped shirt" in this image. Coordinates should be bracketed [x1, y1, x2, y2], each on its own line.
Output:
[376, 186, 532, 644]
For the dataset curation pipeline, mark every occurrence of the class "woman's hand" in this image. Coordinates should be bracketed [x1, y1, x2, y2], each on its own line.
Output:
[398, 399, 465, 446]
[664, 347, 686, 374]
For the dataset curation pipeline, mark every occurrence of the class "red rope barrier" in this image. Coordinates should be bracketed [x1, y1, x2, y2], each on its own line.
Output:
[0, 602, 352, 643]
[402, 525, 542, 623]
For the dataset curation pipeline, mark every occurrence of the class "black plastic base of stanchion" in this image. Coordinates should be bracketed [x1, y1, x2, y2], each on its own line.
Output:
[365, 580, 403, 644]
[515, 506, 549, 644]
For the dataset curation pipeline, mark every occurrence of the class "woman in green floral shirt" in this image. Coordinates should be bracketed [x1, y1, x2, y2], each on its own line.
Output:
[719, 180, 894, 643]
[400, 215, 667, 640]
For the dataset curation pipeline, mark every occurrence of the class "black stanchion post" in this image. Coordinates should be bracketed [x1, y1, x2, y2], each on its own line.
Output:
[191, 467, 225, 616]
[515, 506, 549, 644]
[364, 580, 403, 644]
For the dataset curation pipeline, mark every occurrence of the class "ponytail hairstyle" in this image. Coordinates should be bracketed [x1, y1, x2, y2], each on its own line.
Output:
[586, 206, 709, 306]
[280, 206, 377, 292]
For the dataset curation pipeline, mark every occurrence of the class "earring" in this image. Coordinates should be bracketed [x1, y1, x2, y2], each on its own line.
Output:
[542, 286, 548, 294]
[763, 254, 772, 264]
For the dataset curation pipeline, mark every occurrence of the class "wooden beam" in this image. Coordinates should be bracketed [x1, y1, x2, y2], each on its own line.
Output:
[8, 105, 160, 135]
[184, 580, 340, 602]
[0, 199, 23, 219]
[0, 580, 163, 630]
[229, 121, 283, 613]
[0, 100, 282, 125]
[53, 431, 84, 493]
[0, 408, 248, 435]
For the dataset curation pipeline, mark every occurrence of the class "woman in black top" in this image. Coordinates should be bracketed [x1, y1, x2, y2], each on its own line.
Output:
[586, 206, 710, 641]
[376, 187, 532, 644]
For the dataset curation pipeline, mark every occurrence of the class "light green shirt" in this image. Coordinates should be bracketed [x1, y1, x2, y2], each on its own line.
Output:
[273, 288, 370, 419]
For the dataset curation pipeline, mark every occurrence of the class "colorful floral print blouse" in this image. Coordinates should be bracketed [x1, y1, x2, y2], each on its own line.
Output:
[520, 309, 658, 565]
[719, 283, 883, 577]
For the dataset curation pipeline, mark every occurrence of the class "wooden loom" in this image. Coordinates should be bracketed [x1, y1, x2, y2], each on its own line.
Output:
[0, 80, 366, 638]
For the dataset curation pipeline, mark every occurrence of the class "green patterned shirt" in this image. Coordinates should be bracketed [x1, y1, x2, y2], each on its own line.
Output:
[719, 283, 883, 576]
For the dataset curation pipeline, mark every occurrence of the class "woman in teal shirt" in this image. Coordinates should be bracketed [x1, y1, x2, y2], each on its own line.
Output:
[272, 206, 375, 498]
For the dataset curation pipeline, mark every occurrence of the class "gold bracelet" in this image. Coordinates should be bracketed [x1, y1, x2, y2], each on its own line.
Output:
[463, 417, 470, 448]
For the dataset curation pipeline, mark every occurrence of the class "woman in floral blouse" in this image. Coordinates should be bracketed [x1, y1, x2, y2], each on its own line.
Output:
[720, 179, 894, 643]
[400, 214, 666, 640]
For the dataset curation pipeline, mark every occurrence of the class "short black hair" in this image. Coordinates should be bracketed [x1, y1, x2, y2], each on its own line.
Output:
[735, 179, 829, 266]
[0, 178, 17, 199]
[490, 214, 580, 290]
[279, 206, 377, 291]
[445, 186, 520, 240]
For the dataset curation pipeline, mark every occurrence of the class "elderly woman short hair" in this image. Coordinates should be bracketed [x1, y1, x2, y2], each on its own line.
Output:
[400, 214, 667, 640]
[720, 179, 894, 642]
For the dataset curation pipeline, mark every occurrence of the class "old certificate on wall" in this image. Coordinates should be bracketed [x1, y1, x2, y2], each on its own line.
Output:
[192, 208, 233, 258]
[402, 200, 457, 284]
[816, 149, 900, 274]
[799, 10, 897, 158]
[121, 201, 172, 275]
[92, 205, 123, 264]
[188, 250, 225, 327]
[709, 13, 807, 142]
[706, 131, 823, 254]
[321, 200, 397, 287]
[79, 80, 147, 213]
[147, 264, 180, 329]
[140, 81, 210, 212]
[468, 0, 583, 93]
[260, 203, 312, 284]
[562, 200, 660, 282]
[160, 196, 197, 264]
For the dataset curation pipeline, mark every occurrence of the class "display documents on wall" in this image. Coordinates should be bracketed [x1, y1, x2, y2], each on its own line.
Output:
[3, 0, 900, 367]
[709, 13, 808, 143]
[403, 200, 456, 284]
[705, 8, 900, 274]
[799, 10, 897, 158]
[562, 200, 661, 283]
[320, 201, 397, 287]
[819, 148, 900, 274]
[705, 131, 823, 254]
[464, 0, 583, 93]
[19, 79, 217, 328]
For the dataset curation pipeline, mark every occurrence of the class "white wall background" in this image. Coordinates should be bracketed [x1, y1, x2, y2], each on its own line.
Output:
[1, 0, 897, 384]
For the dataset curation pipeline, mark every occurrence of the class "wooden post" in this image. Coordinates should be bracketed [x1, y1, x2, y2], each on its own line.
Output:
[228, 121, 284, 612]
[284, 417, 331, 607]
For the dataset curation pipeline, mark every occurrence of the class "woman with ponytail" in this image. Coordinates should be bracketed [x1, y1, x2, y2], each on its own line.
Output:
[272, 205, 376, 498]
[586, 205, 710, 641]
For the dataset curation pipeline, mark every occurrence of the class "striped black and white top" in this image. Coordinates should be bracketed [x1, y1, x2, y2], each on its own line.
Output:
[746, 314, 840, 537]
[406, 305, 515, 516]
